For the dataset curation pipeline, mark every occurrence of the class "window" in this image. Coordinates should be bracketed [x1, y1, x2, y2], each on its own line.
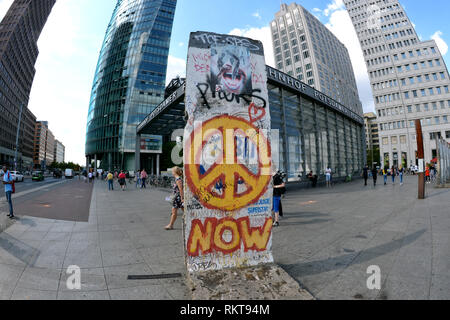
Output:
[424, 103, 429, 111]
[382, 137, 389, 145]
[407, 105, 412, 113]
[440, 72, 446, 80]
[409, 77, 414, 84]
[405, 64, 411, 71]
[435, 59, 441, 66]
[433, 73, 438, 81]
[417, 75, 423, 83]
[429, 88, 434, 96]
[404, 92, 410, 99]
[425, 74, 430, 81]
[443, 116, 448, 123]
[400, 136, 407, 144]
[416, 105, 421, 112]
[391, 136, 398, 144]
[412, 90, 418, 98]
[397, 66, 403, 73]
[437, 87, 442, 94]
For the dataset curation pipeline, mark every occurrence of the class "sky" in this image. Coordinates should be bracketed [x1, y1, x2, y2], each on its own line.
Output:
[0, 0, 449, 165]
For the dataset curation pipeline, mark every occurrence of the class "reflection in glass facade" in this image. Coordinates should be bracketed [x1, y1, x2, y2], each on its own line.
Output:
[85, 0, 177, 171]
[268, 83, 365, 182]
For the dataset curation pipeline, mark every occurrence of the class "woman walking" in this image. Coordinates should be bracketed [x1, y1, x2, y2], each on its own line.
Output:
[165, 167, 184, 230]
[391, 166, 396, 184]
[399, 166, 405, 185]
[383, 167, 388, 185]
[141, 169, 148, 189]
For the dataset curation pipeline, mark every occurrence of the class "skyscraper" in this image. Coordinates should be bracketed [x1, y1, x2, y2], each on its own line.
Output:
[0, 0, 56, 169]
[85, 0, 177, 171]
[344, 0, 450, 168]
[271, 3, 363, 116]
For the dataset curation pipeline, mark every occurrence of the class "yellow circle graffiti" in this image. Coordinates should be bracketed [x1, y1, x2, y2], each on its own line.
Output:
[185, 115, 272, 212]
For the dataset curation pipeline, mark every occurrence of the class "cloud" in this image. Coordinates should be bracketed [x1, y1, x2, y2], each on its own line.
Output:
[323, 0, 345, 17]
[324, 7, 374, 113]
[431, 31, 448, 56]
[165, 55, 186, 84]
[0, 0, 14, 21]
[229, 26, 275, 67]
[252, 11, 262, 20]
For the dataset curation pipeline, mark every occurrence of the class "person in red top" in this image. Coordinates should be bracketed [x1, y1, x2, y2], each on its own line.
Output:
[118, 171, 127, 191]
[425, 166, 430, 184]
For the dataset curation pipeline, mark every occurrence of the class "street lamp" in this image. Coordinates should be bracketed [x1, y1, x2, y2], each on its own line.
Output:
[14, 104, 24, 171]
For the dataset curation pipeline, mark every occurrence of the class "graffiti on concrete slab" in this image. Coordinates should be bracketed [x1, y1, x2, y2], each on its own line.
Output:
[183, 31, 273, 273]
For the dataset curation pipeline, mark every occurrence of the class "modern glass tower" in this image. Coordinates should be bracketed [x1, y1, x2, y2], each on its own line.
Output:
[344, 0, 450, 168]
[85, 0, 177, 171]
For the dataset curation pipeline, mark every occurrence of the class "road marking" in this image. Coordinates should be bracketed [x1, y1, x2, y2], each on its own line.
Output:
[11, 180, 68, 199]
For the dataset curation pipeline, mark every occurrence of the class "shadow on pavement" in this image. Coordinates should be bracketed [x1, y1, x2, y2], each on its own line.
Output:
[0, 233, 40, 266]
[280, 229, 426, 277]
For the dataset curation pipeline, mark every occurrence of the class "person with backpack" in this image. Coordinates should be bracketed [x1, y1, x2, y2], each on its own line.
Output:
[2, 164, 15, 219]
[383, 167, 388, 185]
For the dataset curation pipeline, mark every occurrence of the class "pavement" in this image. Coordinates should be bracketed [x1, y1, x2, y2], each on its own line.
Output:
[274, 176, 450, 300]
[0, 175, 448, 300]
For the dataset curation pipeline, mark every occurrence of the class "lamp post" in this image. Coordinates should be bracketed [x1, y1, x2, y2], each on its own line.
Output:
[14, 104, 24, 171]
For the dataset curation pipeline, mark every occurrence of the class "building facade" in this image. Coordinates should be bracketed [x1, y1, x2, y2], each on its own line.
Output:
[33, 121, 54, 169]
[0, 0, 56, 168]
[271, 3, 363, 117]
[364, 112, 380, 165]
[54, 140, 65, 163]
[85, 0, 177, 172]
[344, 0, 450, 168]
[137, 68, 366, 183]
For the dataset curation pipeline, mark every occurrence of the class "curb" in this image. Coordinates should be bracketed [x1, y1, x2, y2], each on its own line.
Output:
[186, 263, 315, 300]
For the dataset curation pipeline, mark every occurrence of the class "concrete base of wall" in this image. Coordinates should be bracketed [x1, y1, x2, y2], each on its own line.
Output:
[435, 183, 450, 189]
[186, 263, 314, 300]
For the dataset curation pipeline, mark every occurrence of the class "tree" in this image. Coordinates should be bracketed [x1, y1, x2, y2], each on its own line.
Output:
[367, 147, 380, 167]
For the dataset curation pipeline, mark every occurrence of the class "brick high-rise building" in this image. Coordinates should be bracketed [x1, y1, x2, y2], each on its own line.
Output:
[344, 0, 450, 168]
[33, 121, 54, 169]
[0, 0, 56, 169]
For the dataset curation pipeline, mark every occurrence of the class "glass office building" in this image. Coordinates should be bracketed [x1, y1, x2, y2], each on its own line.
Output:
[85, 0, 177, 171]
[137, 67, 366, 183]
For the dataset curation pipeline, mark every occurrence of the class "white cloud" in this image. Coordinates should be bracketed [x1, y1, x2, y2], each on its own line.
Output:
[252, 11, 262, 20]
[0, 0, 14, 21]
[324, 8, 374, 113]
[165, 55, 186, 84]
[323, 0, 345, 17]
[431, 31, 448, 56]
[229, 26, 275, 67]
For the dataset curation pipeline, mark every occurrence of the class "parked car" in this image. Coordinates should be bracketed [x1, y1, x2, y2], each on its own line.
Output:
[10, 171, 24, 182]
[32, 171, 45, 181]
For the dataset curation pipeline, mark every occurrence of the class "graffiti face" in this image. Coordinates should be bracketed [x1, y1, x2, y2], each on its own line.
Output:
[210, 45, 252, 95]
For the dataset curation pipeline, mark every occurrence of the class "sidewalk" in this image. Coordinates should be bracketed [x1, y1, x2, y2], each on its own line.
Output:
[0, 180, 189, 300]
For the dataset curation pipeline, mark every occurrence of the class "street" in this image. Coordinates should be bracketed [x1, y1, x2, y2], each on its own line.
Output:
[0, 176, 449, 300]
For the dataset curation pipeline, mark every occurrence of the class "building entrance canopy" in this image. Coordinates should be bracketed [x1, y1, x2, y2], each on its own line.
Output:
[137, 66, 364, 138]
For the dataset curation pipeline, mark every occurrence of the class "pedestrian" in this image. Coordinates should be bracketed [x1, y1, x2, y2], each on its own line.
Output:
[88, 171, 93, 183]
[391, 166, 396, 184]
[135, 170, 141, 188]
[372, 166, 378, 186]
[2, 164, 15, 219]
[325, 167, 332, 188]
[165, 167, 184, 230]
[272, 170, 286, 227]
[362, 165, 369, 186]
[106, 171, 114, 191]
[425, 166, 430, 184]
[140, 169, 148, 189]
[399, 166, 405, 185]
[118, 170, 126, 191]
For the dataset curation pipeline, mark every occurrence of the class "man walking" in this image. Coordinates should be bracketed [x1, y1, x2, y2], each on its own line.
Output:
[372, 166, 378, 187]
[362, 165, 369, 186]
[106, 171, 114, 191]
[2, 165, 15, 219]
